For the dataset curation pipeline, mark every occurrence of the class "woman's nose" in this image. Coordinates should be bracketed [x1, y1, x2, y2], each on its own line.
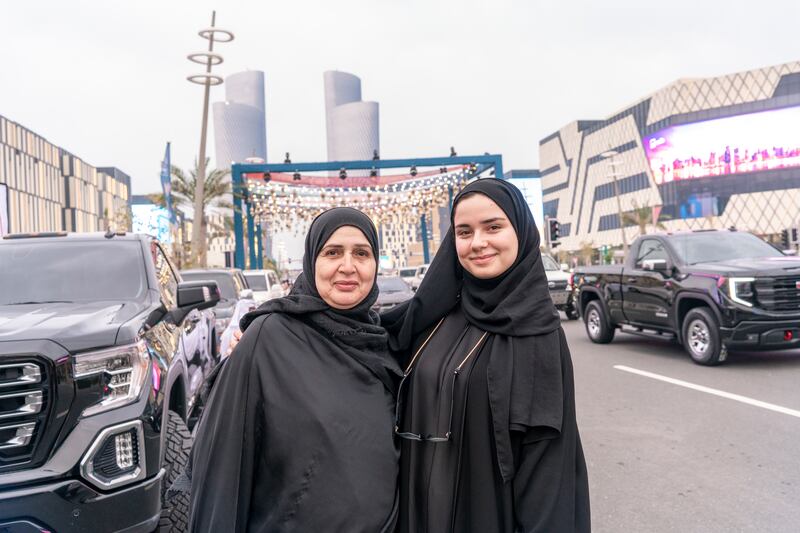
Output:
[339, 254, 356, 272]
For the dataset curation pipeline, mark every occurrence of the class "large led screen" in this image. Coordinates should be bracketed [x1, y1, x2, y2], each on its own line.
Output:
[643, 106, 800, 184]
[0, 184, 9, 237]
[132, 204, 172, 243]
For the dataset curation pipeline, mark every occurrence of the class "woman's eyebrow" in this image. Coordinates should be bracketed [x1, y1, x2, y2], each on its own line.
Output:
[480, 217, 505, 224]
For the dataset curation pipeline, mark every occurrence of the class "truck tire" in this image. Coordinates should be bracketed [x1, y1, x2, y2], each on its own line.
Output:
[159, 410, 193, 532]
[682, 307, 726, 366]
[584, 301, 615, 343]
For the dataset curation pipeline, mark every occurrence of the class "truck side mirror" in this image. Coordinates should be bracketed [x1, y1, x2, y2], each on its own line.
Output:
[642, 259, 670, 275]
[177, 280, 221, 310]
[170, 280, 221, 325]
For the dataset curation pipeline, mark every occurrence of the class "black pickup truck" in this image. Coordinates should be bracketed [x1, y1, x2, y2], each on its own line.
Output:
[0, 232, 220, 532]
[573, 230, 800, 365]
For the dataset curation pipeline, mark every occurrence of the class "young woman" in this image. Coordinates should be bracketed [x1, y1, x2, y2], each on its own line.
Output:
[384, 178, 591, 532]
[188, 208, 402, 532]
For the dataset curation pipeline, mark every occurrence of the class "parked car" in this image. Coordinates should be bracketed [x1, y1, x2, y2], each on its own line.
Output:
[0, 231, 220, 532]
[242, 269, 285, 304]
[180, 268, 257, 358]
[542, 254, 578, 319]
[374, 275, 416, 313]
[572, 230, 800, 365]
[399, 264, 429, 291]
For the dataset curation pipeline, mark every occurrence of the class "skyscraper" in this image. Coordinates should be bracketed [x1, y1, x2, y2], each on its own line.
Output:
[213, 70, 267, 169]
[323, 71, 379, 166]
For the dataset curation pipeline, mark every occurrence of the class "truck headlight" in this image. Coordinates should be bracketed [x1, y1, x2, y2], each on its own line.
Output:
[73, 340, 150, 417]
[726, 277, 756, 307]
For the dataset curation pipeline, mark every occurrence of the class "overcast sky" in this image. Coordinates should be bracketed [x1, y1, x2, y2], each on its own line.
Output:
[2, 0, 799, 196]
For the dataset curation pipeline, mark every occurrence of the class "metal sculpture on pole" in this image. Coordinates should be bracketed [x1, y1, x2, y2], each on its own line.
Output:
[186, 11, 234, 266]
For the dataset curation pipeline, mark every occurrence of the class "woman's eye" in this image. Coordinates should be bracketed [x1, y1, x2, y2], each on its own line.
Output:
[456, 230, 472, 237]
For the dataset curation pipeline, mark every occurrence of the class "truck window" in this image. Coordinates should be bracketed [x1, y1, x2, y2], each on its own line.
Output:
[243, 273, 268, 290]
[669, 232, 784, 264]
[635, 240, 668, 269]
[0, 241, 146, 304]
[151, 243, 178, 308]
[542, 255, 561, 271]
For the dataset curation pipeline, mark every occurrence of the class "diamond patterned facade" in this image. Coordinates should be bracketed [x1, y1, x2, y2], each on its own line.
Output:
[540, 61, 800, 251]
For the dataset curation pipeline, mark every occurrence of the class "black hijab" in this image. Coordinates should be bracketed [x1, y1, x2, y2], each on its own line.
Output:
[241, 207, 401, 393]
[383, 178, 565, 482]
[384, 178, 560, 350]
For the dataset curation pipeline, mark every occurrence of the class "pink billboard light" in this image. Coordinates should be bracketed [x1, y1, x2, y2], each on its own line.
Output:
[643, 106, 800, 184]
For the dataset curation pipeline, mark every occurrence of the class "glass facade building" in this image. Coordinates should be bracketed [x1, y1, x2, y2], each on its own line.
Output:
[0, 113, 130, 236]
[539, 61, 800, 251]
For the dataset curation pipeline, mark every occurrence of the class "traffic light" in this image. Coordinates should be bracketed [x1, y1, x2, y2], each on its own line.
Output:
[549, 219, 561, 247]
[792, 227, 799, 245]
[780, 229, 790, 249]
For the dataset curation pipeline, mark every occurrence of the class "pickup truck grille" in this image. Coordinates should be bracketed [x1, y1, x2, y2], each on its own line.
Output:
[755, 276, 800, 312]
[0, 360, 51, 470]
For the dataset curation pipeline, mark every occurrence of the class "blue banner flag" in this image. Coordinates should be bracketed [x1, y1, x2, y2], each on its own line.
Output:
[160, 142, 176, 223]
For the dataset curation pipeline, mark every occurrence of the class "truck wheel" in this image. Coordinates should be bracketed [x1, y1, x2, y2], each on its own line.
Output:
[159, 410, 193, 532]
[682, 308, 726, 366]
[584, 301, 615, 343]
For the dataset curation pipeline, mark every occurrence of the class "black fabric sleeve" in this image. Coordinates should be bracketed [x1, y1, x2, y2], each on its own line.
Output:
[511, 427, 591, 532]
[188, 315, 269, 532]
[511, 331, 591, 532]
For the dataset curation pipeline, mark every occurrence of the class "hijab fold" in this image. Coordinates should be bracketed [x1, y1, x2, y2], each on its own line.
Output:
[383, 178, 564, 482]
[241, 207, 401, 394]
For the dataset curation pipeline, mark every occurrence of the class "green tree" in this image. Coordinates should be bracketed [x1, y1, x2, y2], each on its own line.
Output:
[149, 158, 232, 267]
[579, 241, 595, 266]
[622, 200, 667, 236]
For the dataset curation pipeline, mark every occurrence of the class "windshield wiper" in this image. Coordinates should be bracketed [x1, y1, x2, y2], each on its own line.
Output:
[5, 300, 75, 305]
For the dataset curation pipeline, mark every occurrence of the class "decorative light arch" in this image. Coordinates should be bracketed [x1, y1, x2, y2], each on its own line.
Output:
[231, 154, 504, 269]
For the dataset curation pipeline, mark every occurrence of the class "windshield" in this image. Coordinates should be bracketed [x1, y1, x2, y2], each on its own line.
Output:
[243, 273, 268, 290]
[181, 272, 237, 299]
[377, 277, 409, 293]
[0, 241, 146, 305]
[399, 268, 416, 278]
[670, 232, 784, 264]
[542, 255, 561, 271]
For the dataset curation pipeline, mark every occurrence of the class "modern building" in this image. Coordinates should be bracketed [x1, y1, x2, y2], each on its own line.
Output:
[0, 113, 130, 236]
[323, 71, 379, 168]
[212, 70, 267, 169]
[539, 61, 800, 251]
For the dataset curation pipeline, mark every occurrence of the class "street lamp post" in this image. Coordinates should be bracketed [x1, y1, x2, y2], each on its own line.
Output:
[601, 150, 629, 258]
[186, 11, 234, 266]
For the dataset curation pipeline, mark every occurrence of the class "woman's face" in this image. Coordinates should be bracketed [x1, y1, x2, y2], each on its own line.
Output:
[453, 193, 519, 279]
[314, 225, 377, 309]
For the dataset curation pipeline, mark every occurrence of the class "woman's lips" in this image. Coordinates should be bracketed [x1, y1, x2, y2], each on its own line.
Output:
[470, 253, 497, 265]
[333, 281, 359, 291]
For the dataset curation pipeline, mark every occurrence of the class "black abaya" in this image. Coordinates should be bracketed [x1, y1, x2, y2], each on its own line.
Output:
[397, 308, 590, 533]
[188, 207, 402, 532]
[189, 313, 399, 532]
[385, 178, 591, 532]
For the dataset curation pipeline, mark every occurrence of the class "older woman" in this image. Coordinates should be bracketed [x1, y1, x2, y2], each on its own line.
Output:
[188, 208, 402, 532]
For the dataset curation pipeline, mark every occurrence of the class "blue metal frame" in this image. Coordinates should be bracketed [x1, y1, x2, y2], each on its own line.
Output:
[230, 154, 504, 269]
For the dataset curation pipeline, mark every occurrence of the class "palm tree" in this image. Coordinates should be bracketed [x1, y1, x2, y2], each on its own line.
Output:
[579, 241, 595, 266]
[622, 200, 667, 236]
[150, 158, 232, 267]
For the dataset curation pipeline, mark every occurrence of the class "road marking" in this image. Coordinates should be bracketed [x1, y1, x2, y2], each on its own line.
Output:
[613, 365, 800, 419]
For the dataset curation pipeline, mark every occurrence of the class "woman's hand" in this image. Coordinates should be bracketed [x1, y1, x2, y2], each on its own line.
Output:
[227, 329, 243, 357]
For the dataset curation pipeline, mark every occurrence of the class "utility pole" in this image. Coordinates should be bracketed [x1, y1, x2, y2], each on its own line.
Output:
[186, 12, 233, 266]
[602, 150, 629, 258]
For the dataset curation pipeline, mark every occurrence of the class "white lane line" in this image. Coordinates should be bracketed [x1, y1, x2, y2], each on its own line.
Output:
[613, 365, 800, 419]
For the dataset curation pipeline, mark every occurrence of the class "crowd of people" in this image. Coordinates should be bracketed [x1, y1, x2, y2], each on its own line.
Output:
[177, 178, 591, 532]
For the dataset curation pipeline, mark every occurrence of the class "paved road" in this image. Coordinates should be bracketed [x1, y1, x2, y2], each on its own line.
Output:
[562, 316, 800, 533]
